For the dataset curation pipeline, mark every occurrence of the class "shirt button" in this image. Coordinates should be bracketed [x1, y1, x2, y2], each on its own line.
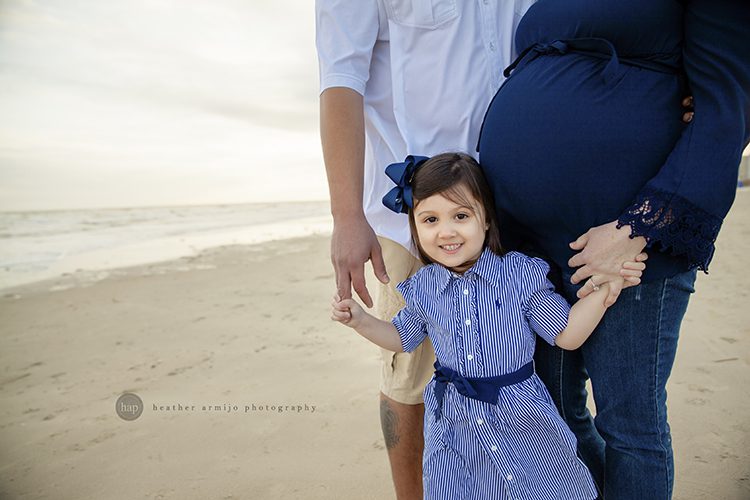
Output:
[476, 418, 484, 425]
[489, 42, 496, 51]
[483, 0, 488, 4]
[467, 354, 474, 361]
[463, 289, 469, 295]
[491, 445, 498, 451]
[465, 319, 471, 326]
[507, 474, 513, 481]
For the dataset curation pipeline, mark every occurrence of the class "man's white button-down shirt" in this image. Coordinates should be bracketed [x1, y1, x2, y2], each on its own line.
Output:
[316, 0, 536, 252]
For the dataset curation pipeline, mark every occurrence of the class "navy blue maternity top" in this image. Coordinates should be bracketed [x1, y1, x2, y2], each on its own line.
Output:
[478, 0, 750, 281]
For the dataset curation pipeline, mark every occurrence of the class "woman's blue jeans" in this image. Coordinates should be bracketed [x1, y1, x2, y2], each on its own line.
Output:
[535, 269, 697, 500]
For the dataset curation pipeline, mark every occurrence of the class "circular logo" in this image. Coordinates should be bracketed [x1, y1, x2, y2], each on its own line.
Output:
[116, 392, 144, 421]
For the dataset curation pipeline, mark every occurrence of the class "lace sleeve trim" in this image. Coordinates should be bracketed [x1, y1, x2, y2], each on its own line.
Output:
[616, 187, 722, 272]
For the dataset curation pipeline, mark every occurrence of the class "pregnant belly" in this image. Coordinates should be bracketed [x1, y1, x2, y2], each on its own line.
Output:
[478, 54, 685, 240]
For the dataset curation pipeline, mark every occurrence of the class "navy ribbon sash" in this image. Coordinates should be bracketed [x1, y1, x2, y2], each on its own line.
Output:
[432, 361, 534, 421]
[504, 37, 681, 84]
[475, 36, 682, 153]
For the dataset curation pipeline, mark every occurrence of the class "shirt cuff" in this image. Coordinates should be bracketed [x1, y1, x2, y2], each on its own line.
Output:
[392, 315, 426, 353]
[320, 73, 368, 96]
[527, 289, 571, 345]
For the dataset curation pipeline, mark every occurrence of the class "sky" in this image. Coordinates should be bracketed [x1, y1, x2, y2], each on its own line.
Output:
[0, 0, 325, 211]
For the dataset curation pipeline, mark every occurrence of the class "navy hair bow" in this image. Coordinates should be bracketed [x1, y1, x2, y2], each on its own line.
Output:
[382, 155, 430, 214]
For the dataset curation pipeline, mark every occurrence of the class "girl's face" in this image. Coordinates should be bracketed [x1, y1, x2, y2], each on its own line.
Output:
[413, 185, 489, 273]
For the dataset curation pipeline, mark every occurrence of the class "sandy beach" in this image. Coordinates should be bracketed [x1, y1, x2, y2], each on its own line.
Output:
[0, 191, 748, 500]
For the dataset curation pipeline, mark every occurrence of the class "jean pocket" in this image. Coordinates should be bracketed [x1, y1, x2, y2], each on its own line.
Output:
[385, 0, 458, 29]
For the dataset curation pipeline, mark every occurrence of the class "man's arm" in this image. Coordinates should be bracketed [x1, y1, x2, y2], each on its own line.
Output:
[320, 87, 389, 308]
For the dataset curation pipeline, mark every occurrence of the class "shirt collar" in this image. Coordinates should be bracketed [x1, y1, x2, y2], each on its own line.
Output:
[432, 247, 501, 294]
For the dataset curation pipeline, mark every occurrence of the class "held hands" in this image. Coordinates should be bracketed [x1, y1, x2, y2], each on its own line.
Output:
[568, 220, 648, 307]
[330, 214, 390, 308]
[331, 294, 366, 329]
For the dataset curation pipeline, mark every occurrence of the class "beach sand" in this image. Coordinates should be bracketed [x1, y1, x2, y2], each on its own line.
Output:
[1, 191, 748, 500]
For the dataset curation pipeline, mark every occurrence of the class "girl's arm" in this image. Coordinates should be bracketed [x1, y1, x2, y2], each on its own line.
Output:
[554, 283, 610, 351]
[331, 295, 404, 352]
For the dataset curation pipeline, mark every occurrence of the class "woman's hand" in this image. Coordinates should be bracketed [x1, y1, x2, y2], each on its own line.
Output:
[568, 221, 648, 307]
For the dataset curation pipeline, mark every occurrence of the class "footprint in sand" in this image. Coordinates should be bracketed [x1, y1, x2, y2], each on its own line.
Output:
[0, 372, 31, 388]
[167, 366, 192, 376]
[88, 431, 117, 445]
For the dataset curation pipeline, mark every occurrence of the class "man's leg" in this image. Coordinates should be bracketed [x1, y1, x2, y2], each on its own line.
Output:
[379, 393, 424, 499]
[375, 237, 435, 500]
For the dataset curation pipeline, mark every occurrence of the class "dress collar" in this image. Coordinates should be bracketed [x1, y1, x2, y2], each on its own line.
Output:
[432, 247, 502, 294]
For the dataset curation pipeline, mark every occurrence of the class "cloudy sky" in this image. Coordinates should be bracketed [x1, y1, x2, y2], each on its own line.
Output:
[0, 0, 324, 211]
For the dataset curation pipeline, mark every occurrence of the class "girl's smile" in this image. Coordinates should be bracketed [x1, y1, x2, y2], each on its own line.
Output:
[413, 186, 489, 273]
[440, 243, 463, 253]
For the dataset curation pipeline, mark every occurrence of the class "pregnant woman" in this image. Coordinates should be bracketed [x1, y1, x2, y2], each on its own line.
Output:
[477, 1, 749, 498]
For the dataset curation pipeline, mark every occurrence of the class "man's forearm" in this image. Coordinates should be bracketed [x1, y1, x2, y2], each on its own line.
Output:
[320, 87, 366, 220]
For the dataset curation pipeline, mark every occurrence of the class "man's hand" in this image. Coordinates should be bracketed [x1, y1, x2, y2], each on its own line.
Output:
[568, 221, 648, 307]
[331, 213, 389, 308]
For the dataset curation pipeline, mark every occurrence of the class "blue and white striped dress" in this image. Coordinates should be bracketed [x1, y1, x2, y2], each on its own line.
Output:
[392, 249, 597, 500]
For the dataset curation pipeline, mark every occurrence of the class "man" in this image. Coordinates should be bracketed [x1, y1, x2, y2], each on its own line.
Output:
[315, 1, 536, 497]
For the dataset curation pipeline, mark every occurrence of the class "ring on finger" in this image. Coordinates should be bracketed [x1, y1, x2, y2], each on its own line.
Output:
[589, 277, 600, 292]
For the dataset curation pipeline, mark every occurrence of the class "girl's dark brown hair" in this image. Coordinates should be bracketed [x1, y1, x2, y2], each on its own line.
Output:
[408, 152, 504, 265]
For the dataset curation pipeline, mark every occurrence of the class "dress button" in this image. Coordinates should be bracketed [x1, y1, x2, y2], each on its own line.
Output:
[507, 474, 513, 481]
[477, 418, 484, 425]
[491, 445, 498, 451]
[465, 319, 471, 326]
[467, 354, 474, 361]
[463, 289, 469, 295]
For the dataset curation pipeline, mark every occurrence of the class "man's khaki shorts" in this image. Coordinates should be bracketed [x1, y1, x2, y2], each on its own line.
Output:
[376, 237, 436, 405]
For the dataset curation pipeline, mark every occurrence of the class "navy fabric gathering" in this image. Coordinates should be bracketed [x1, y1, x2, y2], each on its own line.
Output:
[432, 361, 534, 422]
[392, 249, 596, 499]
[478, 0, 750, 281]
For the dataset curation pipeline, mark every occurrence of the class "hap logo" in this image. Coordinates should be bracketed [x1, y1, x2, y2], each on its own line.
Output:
[116, 392, 144, 421]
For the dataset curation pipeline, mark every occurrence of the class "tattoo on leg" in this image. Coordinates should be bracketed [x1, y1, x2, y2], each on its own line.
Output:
[380, 399, 400, 450]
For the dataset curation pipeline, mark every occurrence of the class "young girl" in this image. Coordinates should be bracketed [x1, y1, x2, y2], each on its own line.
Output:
[331, 153, 645, 500]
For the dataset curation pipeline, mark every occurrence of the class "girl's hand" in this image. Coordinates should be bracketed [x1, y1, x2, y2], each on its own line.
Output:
[331, 294, 365, 328]
[620, 253, 648, 288]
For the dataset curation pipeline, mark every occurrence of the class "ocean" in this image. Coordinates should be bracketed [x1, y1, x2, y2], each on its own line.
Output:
[0, 201, 331, 290]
